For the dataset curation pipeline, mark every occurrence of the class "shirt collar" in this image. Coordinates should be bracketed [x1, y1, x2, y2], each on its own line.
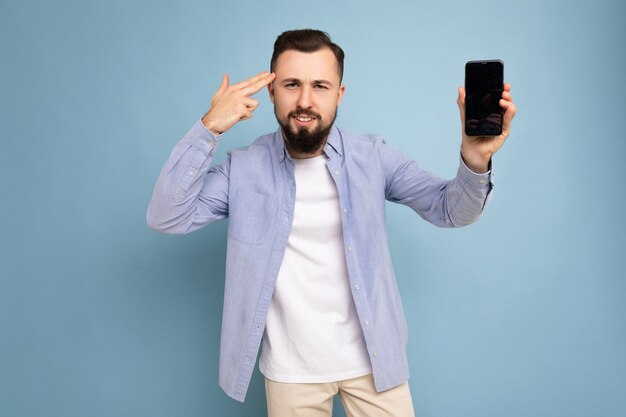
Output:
[274, 125, 343, 163]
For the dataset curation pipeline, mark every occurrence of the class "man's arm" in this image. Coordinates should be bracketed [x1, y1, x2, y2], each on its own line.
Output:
[146, 121, 230, 234]
[380, 84, 516, 227]
[380, 143, 493, 228]
[146, 72, 275, 234]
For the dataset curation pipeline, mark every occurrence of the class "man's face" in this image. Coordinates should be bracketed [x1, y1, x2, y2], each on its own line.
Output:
[268, 48, 345, 155]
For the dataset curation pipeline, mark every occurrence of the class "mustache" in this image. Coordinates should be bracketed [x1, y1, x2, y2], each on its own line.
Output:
[288, 108, 321, 119]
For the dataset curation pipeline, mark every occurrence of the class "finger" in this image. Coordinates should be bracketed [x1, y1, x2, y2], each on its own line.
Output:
[500, 99, 517, 130]
[242, 72, 276, 96]
[240, 109, 253, 120]
[502, 90, 513, 102]
[457, 86, 466, 122]
[232, 71, 272, 90]
[457, 86, 466, 104]
[500, 99, 517, 114]
[503, 82, 511, 92]
[218, 74, 229, 93]
[212, 74, 229, 103]
[243, 97, 259, 111]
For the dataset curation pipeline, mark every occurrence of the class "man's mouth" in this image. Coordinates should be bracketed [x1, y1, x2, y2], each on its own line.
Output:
[288, 109, 320, 126]
[292, 114, 316, 124]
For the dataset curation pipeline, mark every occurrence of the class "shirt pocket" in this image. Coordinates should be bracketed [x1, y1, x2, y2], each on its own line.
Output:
[227, 191, 275, 245]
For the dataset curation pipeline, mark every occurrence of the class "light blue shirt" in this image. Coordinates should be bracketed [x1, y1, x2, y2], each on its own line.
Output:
[146, 120, 493, 402]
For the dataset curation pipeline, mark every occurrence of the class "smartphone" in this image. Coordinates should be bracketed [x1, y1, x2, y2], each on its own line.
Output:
[464, 60, 504, 136]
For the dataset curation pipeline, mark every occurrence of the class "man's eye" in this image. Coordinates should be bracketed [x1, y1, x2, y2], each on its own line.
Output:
[285, 83, 298, 88]
[314, 84, 328, 90]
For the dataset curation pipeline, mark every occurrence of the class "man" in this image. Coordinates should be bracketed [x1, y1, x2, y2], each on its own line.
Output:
[147, 29, 516, 417]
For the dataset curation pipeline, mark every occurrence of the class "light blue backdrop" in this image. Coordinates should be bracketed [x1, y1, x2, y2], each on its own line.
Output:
[1, 0, 625, 416]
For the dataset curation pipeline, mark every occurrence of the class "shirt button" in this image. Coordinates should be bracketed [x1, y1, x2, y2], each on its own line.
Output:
[479, 179, 486, 184]
[334, 170, 340, 176]
[347, 246, 353, 252]
[354, 284, 360, 291]
[373, 352, 379, 358]
[188, 169, 196, 176]
[364, 320, 369, 325]
[342, 208, 348, 214]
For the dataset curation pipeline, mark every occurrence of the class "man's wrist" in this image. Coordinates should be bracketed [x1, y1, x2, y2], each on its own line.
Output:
[460, 147, 491, 174]
[201, 115, 223, 136]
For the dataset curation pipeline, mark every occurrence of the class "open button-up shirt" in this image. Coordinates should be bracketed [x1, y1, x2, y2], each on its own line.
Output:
[147, 120, 493, 402]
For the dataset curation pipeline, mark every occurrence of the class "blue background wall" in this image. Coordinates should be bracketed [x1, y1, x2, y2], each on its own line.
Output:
[1, 0, 625, 416]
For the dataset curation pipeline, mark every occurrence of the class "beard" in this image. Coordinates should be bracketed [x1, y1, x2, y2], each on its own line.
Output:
[276, 107, 337, 155]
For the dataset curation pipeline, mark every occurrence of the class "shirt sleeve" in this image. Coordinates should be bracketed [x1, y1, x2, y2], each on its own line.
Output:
[146, 120, 231, 234]
[379, 140, 493, 228]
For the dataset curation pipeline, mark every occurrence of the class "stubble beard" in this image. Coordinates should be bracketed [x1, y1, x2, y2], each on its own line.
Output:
[276, 107, 337, 155]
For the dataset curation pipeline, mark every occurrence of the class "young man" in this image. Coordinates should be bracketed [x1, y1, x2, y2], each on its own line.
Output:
[147, 29, 516, 417]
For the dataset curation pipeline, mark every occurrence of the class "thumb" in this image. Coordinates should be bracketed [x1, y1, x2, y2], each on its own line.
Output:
[457, 86, 466, 123]
[211, 74, 229, 105]
[214, 74, 229, 99]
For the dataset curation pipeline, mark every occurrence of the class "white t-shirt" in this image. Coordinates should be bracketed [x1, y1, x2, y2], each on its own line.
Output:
[259, 154, 372, 382]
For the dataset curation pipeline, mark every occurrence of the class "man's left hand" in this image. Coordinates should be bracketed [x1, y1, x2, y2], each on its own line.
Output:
[457, 83, 517, 173]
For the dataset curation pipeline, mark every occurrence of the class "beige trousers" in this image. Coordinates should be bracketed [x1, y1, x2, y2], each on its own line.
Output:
[264, 374, 415, 417]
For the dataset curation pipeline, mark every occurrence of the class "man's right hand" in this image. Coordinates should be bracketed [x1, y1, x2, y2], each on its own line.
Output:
[201, 72, 276, 136]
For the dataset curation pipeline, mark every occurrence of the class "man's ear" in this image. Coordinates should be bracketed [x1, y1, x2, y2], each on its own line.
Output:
[268, 82, 275, 104]
[337, 84, 346, 106]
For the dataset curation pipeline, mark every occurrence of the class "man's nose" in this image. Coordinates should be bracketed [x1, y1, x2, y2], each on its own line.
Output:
[296, 86, 312, 108]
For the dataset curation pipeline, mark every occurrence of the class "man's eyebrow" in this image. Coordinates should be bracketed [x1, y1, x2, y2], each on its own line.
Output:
[280, 78, 334, 86]
[313, 79, 333, 86]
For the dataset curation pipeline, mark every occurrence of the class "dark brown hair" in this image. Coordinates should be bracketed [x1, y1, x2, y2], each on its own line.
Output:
[270, 29, 345, 82]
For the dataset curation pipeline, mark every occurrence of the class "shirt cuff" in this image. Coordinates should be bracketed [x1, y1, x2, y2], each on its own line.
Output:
[195, 119, 222, 143]
[181, 120, 221, 155]
[457, 154, 493, 188]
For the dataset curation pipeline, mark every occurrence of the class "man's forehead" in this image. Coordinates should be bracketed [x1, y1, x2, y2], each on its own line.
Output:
[274, 48, 341, 82]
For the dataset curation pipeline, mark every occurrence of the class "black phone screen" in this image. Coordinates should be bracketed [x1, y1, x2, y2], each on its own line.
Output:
[465, 60, 504, 136]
